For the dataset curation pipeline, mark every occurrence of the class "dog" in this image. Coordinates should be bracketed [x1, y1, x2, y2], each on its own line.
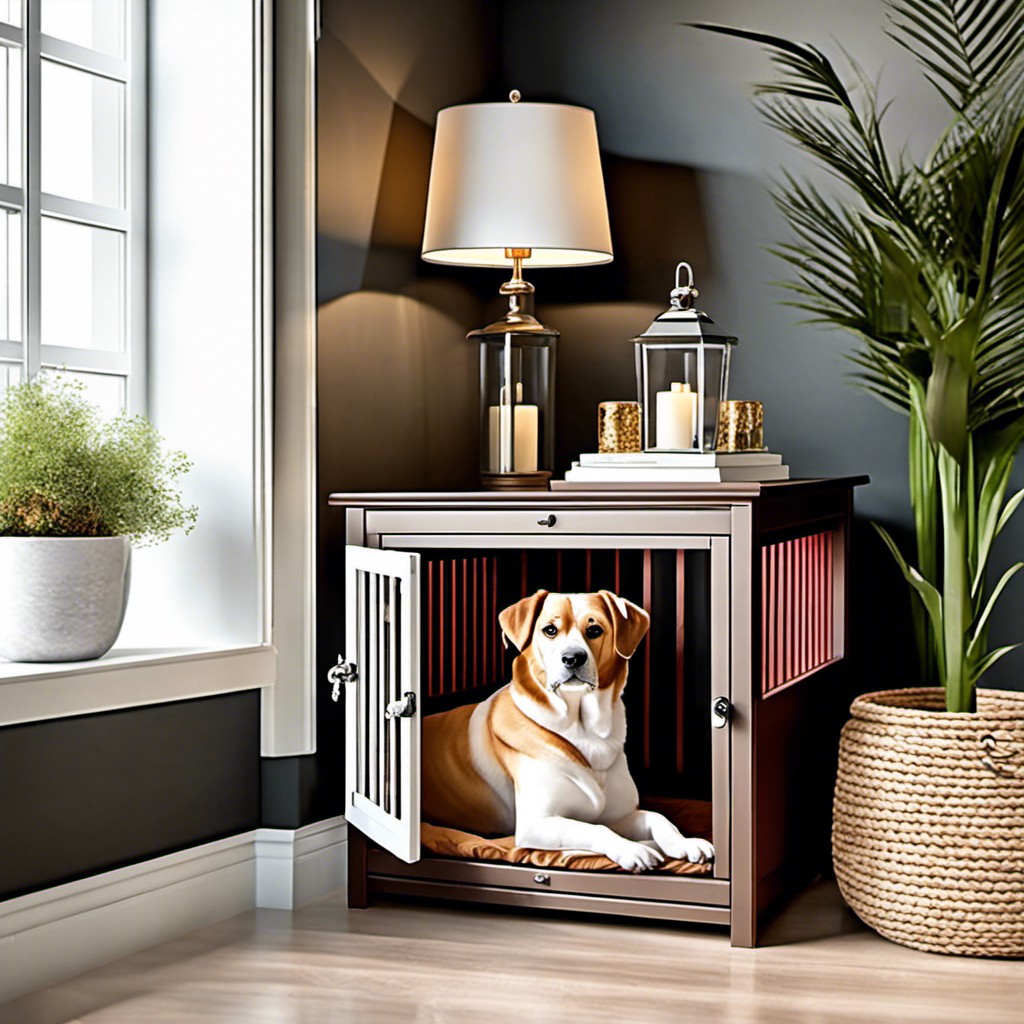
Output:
[422, 589, 715, 872]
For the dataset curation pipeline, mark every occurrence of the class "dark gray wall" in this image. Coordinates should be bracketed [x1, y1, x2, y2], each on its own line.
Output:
[0, 693, 260, 900]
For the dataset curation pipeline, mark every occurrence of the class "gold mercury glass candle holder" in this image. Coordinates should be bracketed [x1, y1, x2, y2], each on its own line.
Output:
[717, 400, 764, 452]
[597, 401, 642, 453]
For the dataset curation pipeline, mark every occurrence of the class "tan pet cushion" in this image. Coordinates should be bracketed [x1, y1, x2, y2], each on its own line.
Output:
[420, 798, 714, 876]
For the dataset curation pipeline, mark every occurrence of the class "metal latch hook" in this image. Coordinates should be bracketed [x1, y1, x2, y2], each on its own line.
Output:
[327, 656, 358, 703]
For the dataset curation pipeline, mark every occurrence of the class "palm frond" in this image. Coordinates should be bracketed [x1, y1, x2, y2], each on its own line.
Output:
[758, 98, 905, 223]
[883, 0, 1024, 110]
[687, 25, 852, 106]
[848, 351, 914, 412]
[771, 177, 892, 305]
[691, 22, 914, 228]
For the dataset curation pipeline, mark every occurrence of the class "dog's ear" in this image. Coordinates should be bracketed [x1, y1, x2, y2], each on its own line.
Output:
[598, 590, 650, 659]
[499, 590, 549, 652]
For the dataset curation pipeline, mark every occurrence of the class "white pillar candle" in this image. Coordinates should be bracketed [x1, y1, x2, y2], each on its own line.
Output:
[655, 381, 697, 449]
[488, 384, 539, 472]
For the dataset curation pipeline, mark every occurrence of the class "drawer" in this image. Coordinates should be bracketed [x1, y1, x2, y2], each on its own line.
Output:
[365, 508, 732, 539]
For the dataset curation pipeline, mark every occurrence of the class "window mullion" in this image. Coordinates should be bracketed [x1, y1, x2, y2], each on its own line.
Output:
[38, 35, 128, 83]
[21, 0, 38, 379]
[127, 0, 145, 414]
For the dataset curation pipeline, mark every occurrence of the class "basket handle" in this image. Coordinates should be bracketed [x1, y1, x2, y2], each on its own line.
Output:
[980, 733, 1023, 776]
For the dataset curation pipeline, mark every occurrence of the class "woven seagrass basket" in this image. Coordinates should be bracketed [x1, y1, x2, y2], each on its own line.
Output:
[833, 687, 1024, 957]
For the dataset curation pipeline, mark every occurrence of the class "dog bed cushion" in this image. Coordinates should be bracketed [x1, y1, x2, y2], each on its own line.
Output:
[421, 797, 714, 876]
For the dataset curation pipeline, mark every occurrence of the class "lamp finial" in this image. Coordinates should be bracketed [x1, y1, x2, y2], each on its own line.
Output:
[509, 89, 521, 103]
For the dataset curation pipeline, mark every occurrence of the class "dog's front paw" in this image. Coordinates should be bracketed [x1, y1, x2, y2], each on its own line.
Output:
[609, 839, 664, 873]
[658, 835, 715, 864]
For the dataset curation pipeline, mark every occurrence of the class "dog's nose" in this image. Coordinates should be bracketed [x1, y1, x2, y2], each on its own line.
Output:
[561, 648, 588, 671]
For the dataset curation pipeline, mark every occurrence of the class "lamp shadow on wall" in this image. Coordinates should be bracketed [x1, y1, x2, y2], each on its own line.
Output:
[318, 82, 482, 494]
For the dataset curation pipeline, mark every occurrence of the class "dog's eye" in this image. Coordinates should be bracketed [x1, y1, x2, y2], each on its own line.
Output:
[585, 624, 604, 639]
[541, 624, 558, 637]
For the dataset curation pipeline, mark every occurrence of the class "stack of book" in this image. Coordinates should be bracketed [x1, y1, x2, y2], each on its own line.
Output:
[553, 451, 790, 489]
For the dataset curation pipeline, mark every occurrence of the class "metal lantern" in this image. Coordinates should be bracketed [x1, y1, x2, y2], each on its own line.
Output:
[472, 306, 556, 490]
[633, 262, 736, 452]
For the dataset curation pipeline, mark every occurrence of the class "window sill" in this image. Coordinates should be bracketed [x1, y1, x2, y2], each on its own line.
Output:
[0, 644, 277, 727]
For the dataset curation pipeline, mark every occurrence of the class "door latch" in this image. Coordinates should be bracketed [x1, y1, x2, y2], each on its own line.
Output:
[385, 692, 417, 720]
[327, 656, 358, 702]
[712, 695, 732, 729]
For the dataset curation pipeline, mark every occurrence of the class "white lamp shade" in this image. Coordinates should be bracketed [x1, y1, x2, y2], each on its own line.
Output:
[421, 100, 613, 269]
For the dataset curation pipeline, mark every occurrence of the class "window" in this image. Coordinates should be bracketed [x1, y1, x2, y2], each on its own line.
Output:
[1, 0, 299, 746]
[0, 0, 144, 417]
[0, 0, 313, 757]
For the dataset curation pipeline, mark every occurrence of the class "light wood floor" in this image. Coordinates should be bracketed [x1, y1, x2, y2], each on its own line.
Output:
[3, 879, 1022, 1024]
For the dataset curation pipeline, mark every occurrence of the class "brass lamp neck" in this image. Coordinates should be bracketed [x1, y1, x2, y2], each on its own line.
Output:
[468, 247, 557, 337]
[500, 247, 535, 301]
[499, 247, 536, 321]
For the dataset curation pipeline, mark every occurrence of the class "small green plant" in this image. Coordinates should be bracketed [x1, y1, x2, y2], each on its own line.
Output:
[0, 376, 197, 545]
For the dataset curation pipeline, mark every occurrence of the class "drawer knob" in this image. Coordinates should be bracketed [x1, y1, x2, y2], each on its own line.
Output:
[537, 514, 557, 528]
[533, 872, 551, 885]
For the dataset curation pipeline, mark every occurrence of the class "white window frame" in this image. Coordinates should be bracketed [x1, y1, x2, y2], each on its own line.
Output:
[0, 0, 146, 412]
[0, 0, 319, 763]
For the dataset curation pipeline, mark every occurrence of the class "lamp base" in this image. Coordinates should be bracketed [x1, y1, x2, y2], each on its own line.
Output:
[480, 471, 552, 491]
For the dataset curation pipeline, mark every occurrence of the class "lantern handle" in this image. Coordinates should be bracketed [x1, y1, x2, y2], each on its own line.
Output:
[670, 261, 699, 310]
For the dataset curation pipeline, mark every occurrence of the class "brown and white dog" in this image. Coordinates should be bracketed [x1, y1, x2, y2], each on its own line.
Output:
[422, 589, 715, 872]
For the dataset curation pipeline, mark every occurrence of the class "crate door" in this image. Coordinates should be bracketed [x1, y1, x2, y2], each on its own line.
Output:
[345, 545, 421, 863]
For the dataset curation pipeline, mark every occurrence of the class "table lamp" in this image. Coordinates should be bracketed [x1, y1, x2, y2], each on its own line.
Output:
[421, 91, 613, 489]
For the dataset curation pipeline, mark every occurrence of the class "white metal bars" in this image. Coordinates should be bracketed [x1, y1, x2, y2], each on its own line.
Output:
[344, 545, 422, 864]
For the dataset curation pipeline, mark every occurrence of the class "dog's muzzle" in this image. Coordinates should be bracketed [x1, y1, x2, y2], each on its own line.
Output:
[550, 645, 597, 691]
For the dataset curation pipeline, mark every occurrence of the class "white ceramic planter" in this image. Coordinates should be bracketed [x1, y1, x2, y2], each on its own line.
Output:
[0, 536, 132, 662]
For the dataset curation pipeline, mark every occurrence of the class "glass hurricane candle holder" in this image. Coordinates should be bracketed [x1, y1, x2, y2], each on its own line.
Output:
[475, 325, 556, 489]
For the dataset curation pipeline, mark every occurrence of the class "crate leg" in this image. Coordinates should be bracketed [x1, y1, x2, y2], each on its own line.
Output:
[348, 828, 369, 909]
[730, 907, 757, 948]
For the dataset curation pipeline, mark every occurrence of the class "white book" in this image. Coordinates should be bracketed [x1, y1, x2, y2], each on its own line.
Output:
[578, 452, 717, 468]
[577, 451, 784, 468]
[561, 463, 791, 484]
[564, 465, 723, 483]
[552, 479, 724, 491]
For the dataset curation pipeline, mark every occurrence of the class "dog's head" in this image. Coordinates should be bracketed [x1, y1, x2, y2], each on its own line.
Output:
[499, 590, 650, 694]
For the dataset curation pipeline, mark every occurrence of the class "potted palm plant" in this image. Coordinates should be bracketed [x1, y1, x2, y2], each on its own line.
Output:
[694, 0, 1024, 956]
[0, 376, 197, 662]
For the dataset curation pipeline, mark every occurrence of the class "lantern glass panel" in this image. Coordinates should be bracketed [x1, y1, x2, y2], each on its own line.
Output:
[699, 345, 729, 450]
[635, 341, 731, 452]
[479, 332, 555, 475]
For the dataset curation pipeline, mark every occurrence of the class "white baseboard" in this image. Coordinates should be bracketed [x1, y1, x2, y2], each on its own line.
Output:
[0, 816, 348, 1005]
[255, 816, 347, 909]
